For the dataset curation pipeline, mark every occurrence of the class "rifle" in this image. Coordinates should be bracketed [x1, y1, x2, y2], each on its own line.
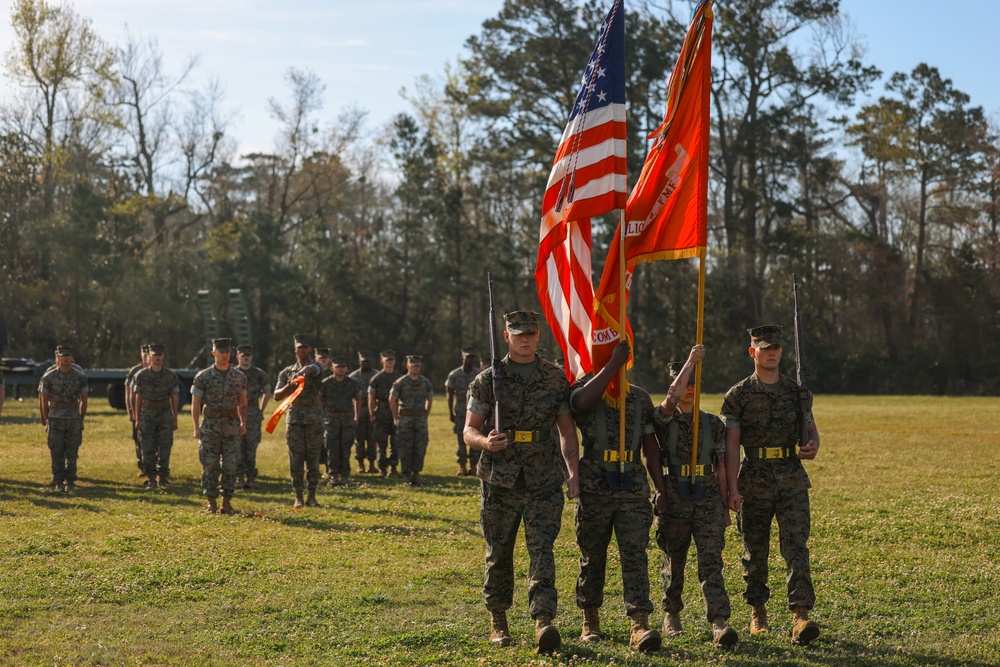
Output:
[792, 273, 810, 449]
[487, 273, 504, 434]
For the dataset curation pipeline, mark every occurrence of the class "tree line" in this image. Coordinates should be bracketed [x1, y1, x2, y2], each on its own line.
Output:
[1, 0, 998, 394]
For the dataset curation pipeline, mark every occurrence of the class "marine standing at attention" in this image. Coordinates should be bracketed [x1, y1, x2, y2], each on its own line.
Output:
[390, 354, 434, 486]
[38, 345, 88, 492]
[446, 347, 480, 476]
[368, 349, 401, 477]
[350, 351, 378, 474]
[133, 343, 179, 490]
[235, 345, 270, 490]
[321, 355, 363, 487]
[274, 334, 325, 508]
[191, 338, 247, 515]
[722, 325, 820, 645]
[464, 311, 579, 654]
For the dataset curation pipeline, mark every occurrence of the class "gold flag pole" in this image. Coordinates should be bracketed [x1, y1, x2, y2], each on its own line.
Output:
[689, 247, 706, 486]
[617, 210, 628, 482]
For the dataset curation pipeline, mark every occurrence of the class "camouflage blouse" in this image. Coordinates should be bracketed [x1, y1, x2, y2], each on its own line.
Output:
[39, 366, 88, 420]
[468, 355, 570, 490]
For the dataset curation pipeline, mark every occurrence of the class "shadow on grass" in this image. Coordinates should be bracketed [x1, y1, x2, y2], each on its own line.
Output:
[0, 472, 484, 536]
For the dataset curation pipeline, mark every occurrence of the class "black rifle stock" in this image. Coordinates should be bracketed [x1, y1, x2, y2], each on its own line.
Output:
[488, 273, 504, 434]
[792, 273, 810, 448]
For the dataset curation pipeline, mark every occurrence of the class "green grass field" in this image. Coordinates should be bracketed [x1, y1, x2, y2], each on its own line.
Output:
[1, 394, 998, 666]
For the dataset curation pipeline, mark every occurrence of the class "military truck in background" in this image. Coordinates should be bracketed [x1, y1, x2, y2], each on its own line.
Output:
[1, 289, 253, 410]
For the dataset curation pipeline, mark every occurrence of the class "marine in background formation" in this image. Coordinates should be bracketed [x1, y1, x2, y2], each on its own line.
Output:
[314, 348, 333, 479]
[723, 325, 821, 645]
[38, 345, 88, 492]
[124, 344, 150, 476]
[349, 351, 378, 474]
[132, 344, 179, 490]
[191, 338, 247, 515]
[368, 350, 401, 477]
[321, 355, 363, 486]
[390, 354, 434, 486]
[274, 334, 325, 508]
[235, 345, 271, 490]
[445, 347, 480, 476]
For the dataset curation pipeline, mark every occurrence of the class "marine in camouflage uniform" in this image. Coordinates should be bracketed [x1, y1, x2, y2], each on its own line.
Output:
[236, 345, 271, 489]
[274, 334, 325, 508]
[367, 350, 401, 476]
[350, 351, 378, 473]
[446, 348, 480, 476]
[0, 367, 6, 422]
[464, 311, 579, 654]
[125, 345, 150, 474]
[314, 348, 333, 476]
[569, 341, 661, 652]
[191, 338, 248, 515]
[133, 343, 179, 489]
[722, 325, 821, 645]
[38, 345, 88, 492]
[322, 356, 363, 486]
[390, 355, 434, 486]
[652, 346, 738, 648]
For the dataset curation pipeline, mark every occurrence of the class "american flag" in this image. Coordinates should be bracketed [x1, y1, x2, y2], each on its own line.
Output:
[535, 0, 627, 382]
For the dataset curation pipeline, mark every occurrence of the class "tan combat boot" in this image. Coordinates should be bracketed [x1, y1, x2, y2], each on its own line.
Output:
[390, 466, 399, 478]
[220, 496, 236, 516]
[712, 617, 739, 648]
[64, 481, 76, 492]
[410, 472, 421, 487]
[305, 490, 321, 507]
[358, 462, 366, 474]
[205, 497, 218, 514]
[750, 605, 769, 635]
[234, 474, 244, 490]
[293, 491, 305, 508]
[662, 612, 683, 636]
[628, 610, 661, 653]
[245, 475, 256, 490]
[157, 474, 169, 490]
[791, 606, 819, 645]
[142, 475, 155, 489]
[534, 614, 561, 654]
[489, 611, 512, 646]
[580, 608, 601, 643]
[457, 462, 467, 476]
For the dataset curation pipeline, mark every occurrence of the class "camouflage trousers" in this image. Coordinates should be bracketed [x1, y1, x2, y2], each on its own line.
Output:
[199, 418, 240, 498]
[575, 491, 653, 615]
[325, 417, 356, 478]
[480, 480, 564, 619]
[287, 421, 323, 493]
[655, 474, 731, 622]
[373, 413, 397, 470]
[140, 409, 174, 478]
[395, 415, 428, 475]
[237, 408, 263, 478]
[354, 413, 376, 463]
[738, 474, 815, 610]
[132, 423, 143, 470]
[47, 417, 83, 484]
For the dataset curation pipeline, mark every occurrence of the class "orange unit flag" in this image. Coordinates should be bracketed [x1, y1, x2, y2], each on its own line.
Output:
[591, 1, 713, 405]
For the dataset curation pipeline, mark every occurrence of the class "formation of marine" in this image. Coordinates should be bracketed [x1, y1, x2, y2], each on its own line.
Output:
[28, 314, 821, 654]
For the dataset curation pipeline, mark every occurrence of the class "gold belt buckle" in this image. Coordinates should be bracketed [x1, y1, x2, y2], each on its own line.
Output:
[680, 464, 705, 476]
[763, 447, 784, 459]
[513, 430, 534, 443]
[603, 451, 634, 463]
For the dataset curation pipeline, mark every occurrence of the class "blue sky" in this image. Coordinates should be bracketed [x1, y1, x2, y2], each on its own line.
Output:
[1, 0, 997, 154]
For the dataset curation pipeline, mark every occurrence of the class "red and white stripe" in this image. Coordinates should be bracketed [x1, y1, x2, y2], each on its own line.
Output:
[535, 102, 627, 383]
